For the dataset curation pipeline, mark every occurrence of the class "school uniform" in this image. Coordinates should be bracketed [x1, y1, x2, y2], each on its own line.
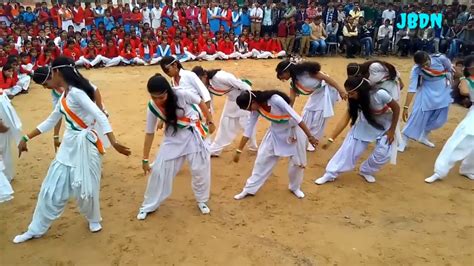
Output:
[293, 73, 339, 146]
[208, 71, 257, 156]
[234, 41, 253, 59]
[401, 54, 452, 149]
[152, 44, 171, 64]
[317, 90, 395, 184]
[208, 7, 221, 33]
[0, 92, 22, 203]
[170, 42, 190, 63]
[171, 69, 211, 105]
[232, 10, 242, 36]
[427, 77, 474, 182]
[237, 95, 307, 197]
[14, 87, 111, 241]
[138, 90, 210, 214]
[100, 46, 122, 67]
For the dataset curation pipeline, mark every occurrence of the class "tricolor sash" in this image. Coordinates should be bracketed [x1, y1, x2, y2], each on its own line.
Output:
[291, 81, 321, 95]
[257, 106, 290, 124]
[148, 100, 209, 139]
[421, 67, 448, 78]
[51, 88, 64, 99]
[372, 105, 390, 115]
[60, 97, 105, 154]
[208, 79, 253, 96]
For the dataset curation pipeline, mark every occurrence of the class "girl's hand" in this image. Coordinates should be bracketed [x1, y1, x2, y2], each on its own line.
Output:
[54, 138, 61, 153]
[233, 151, 241, 163]
[142, 161, 151, 175]
[308, 136, 319, 148]
[385, 129, 395, 144]
[402, 108, 409, 122]
[322, 139, 333, 150]
[113, 141, 131, 156]
[0, 124, 9, 133]
[18, 140, 28, 158]
[338, 89, 348, 100]
[207, 122, 216, 134]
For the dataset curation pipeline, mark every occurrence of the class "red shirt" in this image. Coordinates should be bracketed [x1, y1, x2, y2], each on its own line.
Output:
[120, 49, 137, 60]
[269, 39, 283, 52]
[139, 44, 156, 57]
[101, 45, 119, 58]
[288, 22, 296, 35]
[0, 74, 15, 89]
[37, 54, 53, 66]
[200, 7, 208, 25]
[201, 43, 216, 55]
[220, 9, 232, 27]
[84, 8, 94, 26]
[82, 47, 98, 59]
[186, 43, 201, 55]
[217, 41, 234, 55]
[277, 22, 288, 37]
[261, 39, 272, 52]
[170, 42, 184, 55]
[131, 12, 142, 24]
[73, 7, 85, 23]
[63, 47, 82, 61]
[38, 9, 50, 24]
[122, 11, 132, 24]
[249, 39, 264, 51]
[112, 6, 122, 20]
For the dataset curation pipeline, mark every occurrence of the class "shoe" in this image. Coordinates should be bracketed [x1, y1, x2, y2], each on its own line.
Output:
[307, 143, 315, 152]
[420, 137, 435, 148]
[461, 173, 474, 180]
[234, 190, 251, 200]
[137, 211, 148, 220]
[290, 189, 305, 199]
[89, 222, 102, 233]
[197, 202, 211, 214]
[359, 172, 376, 183]
[13, 231, 40, 244]
[425, 173, 442, 183]
[248, 147, 258, 152]
[314, 174, 335, 185]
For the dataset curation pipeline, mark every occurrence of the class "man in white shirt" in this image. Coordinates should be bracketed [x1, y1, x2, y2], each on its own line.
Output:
[262, 1, 274, 36]
[151, 2, 162, 30]
[377, 19, 393, 55]
[381, 3, 396, 24]
[250, 2, 264, 35]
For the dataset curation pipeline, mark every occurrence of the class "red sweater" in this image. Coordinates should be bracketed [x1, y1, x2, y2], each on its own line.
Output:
[101, 46, 119, 58]
[63, 47, 82, 61]
[0, 74, 15, 89]
[170, 42, 184, 55]
[84, 8, 95, 26]
[73, 7, 85, 23]
[139, 44, 156, 57]
[37, 54, 53, 66]
[120, 49, 137, 60]
[269, 40, 283, 52]
[82, 47, 98, 59]
[249, 39, 264, 51]
[201, 43, 216, 55]
[217, 41, 234, 55]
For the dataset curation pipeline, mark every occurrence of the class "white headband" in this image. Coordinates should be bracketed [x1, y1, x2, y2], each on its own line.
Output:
[165, 58, 177, 68]
[349, 64, 360, 76]
[282, 61, 294, 72]
[348, 78, 368, 93]
[246, 91, 255, 110]
[40, 67, 51, 85]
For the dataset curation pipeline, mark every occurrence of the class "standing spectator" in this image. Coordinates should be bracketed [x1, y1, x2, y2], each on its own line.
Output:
[362, 2, 377, 25]
[309, 16, 327, 56]
[274, 2, 286, 33]
[104, 10, 115, 32]
[359, 19, 375, 59]
[232, 4, 242, 36]
[283, 2, 297, 20]
[306, 2, 318, 21]
[377, 19, 393, 56]
[122, 4, 133, 32]
[208, 1, 221, 34]
[382, 3, 396, 25]
[72, 1, 85, 32]
[199, 2, 208, 26]
[286, 17, 296, 54]
[21, 6, 36, 26]
[295, 3, 307, 24]
[299, 17, 311, 56]
[250, 2, 263, 35]
[262, 1, 274, 36]
[322, 2, 338, 26]
[151, 1, 162, 30]
[220, 2, 232, 33]
[58, 4, 74, 32]
[84, 2, 95, 31]
[277, 18, 287, 50]
[343, 16, 359, 58]
[94, 0, 105, 28]
[141, 3, 151, 27]
[112, 0, 123, 25]
[349, 2, 364, 24]
[186, 1, 199, 28]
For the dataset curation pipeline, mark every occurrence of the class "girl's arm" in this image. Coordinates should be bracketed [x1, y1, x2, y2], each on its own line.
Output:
[289, 86, 297, 107]
[142, 108, 157, 174]
[234, 111, 258, 162]
[314, 71, 348, 100]
[385, 99, 400, 144]
[198, 100, 215, 134]
[402, 66, 419, 122]
[322, 110, 351, 150]
[53, 119, 62, 152]
[459, 79, 470, 96]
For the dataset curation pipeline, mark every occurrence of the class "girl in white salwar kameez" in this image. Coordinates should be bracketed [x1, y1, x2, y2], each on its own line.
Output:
[232, 90, 318, 200]
[425, 55, 474, 183]
[13, 57, 131, 244]
[137, 74, 215, 220]
[316, 77, 400, 185]
[275, 60, 347, 152]
[399, 51, 453, 151]
[32, 67, 110, 152]
[0, 91, 22, 203]
[191, 66, 258, 156]
[348, 61, 405, 163]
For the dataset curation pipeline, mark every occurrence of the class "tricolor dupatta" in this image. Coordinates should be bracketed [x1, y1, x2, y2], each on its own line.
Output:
[59, 97, 105, 154]
[148, 100, 209, 139]
[257, 106, 290, 124]
[291, 81, 321, 96]
[51, 87, 64, 99]
[421, 67, 448, 78]
[208, 79, 253, 96]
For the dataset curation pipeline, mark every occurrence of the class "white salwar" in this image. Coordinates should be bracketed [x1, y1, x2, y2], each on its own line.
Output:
[317, 89, 394, 184]
[208, 71, 257, 156]
[0, 93, 22, 203]
[236, 95, 307, 198]
[139, 90, 211, 215]
[15, 87, 111, 241]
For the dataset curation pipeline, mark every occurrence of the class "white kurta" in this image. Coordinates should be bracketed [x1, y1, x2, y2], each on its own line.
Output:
[23, 87, 112, 236]
[208, 71, 257, 155]
[139, 90, 211, 213]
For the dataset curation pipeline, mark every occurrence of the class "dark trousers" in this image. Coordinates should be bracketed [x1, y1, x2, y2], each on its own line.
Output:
[261, 25, 274, 36]
[344, 37, 360, 57]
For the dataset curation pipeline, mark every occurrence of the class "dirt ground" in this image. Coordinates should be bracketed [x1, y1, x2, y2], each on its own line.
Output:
[0, 58, 472, 265]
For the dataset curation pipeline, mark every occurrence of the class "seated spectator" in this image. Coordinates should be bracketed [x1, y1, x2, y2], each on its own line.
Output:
[234, 34, 253, 59]
[100, 38, 122, 67]
[416, 26, 435, 53]
[217, 34, 239, 59]
[309, 16, 327, 56]
[343, 16, 359, 58]
[377, 19, 393, 56]
[325, 19, 339, 43]
[359, 19, 375, 59]
[170, 36, 190, 62]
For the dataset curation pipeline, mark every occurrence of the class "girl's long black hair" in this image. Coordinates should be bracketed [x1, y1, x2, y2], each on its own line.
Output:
[159, 55, 183, 72]
[32, 66, 51, 84]
[451, 55, 474, 108]
[51, 56, 95, 101]
[147, 73, 181, 134]
[275, 59, 321, 82]
[236, 90, 291, 110]
[345, 77, 384, 130]
[359, 60, 398, 80]
[191, 66, 221, 80]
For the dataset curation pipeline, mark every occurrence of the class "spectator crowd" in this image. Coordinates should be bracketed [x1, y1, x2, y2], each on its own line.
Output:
[0, 0, 473, 97]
